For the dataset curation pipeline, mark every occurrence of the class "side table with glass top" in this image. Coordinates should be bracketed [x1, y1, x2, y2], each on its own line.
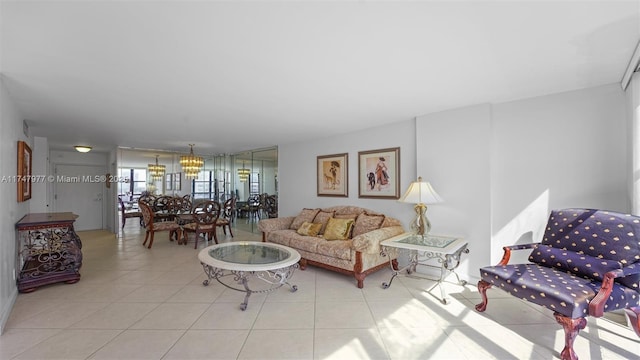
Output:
[380, 233, 469, 304]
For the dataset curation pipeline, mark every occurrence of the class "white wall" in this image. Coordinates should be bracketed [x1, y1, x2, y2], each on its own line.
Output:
[491, 84, 627, 262]
[279, 120, 417, 226]
[415, 84, 628, 281]
[31, 136, 49, 213]
[416, 104, 492, 279]
[0, 79, 30, 333]
[629, 74, 640, 215]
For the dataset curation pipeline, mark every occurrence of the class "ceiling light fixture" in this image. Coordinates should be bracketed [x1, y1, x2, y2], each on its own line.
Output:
[238, 162, 250, 182]
[148, 155, 165, 181]
[74, 145, 92, 153]
[180, 144, 204, 179]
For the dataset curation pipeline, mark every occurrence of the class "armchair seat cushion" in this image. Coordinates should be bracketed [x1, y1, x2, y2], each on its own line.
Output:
[480, 263, 639, 318]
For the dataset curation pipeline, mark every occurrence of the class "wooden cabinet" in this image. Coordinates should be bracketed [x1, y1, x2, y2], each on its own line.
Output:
[16, 212, 83, 293]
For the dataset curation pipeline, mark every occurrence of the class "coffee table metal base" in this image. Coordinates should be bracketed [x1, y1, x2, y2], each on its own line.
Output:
[201, 263, 298, 310]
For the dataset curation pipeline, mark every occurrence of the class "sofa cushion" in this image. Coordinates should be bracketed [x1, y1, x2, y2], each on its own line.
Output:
[290, 236, 322, 253]
[317, 240, 352, 261]
[529, 244, 622, 281]
[313, 210, 335, 234]
[297, 221, 322, 237]
[290, 208, 321, 230]
[324, 218, 355, 240]
[353, 213, 386, 238]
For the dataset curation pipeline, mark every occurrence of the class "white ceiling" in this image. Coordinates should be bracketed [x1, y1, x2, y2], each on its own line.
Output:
[2, 1, 639, 155]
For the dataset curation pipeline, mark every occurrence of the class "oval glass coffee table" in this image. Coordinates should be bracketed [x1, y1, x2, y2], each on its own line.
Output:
[198, 242, 301, 310]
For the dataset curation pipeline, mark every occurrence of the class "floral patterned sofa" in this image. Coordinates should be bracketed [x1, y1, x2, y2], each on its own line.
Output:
[258, 205, 405, 288]
[476, 209, 640, 360]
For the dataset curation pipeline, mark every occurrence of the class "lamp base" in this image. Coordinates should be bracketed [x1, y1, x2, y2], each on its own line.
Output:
[411, 203, 431, 237]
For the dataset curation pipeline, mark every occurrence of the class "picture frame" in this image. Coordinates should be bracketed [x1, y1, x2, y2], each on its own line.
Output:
[17, 140, 32, 202]
[358, 147, 400, 199]
[174, 172, 182, 191]
[317, 153, 348, 197]
[165, 173, 173, 190]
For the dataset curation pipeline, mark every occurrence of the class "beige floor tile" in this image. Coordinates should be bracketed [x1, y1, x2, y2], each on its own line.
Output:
[147, 270, 202, 286]
[116, 284, 182, 303]
[9, 301, 109, 329]
[378, 326, 467, 360]
[162, 329, 249, 360]
[13, 329, 121, 360]
[114, 270, 166, 284]
[71, 283, 141, 302]
[165, 283, 225, 303]
[368, 298, 441, 329]
[315, 279, 365, 302]
[190, 302, 260, 330]
[0, 329, 61, 359]
[88, 329, 184, 359]
[315, 301, 376, 329]
[237, 329, 314, 360]
[69, 302, 158, 329]
[253, 301, 314, 329]
[4, 227, 636, 360]
[314, 328, 390, 360]
[130, 302, 210, 329]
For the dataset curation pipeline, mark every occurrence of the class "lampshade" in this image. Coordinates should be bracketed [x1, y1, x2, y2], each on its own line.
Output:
[238, 162, 250, 182]
[148, 155, 165, 181]
[74, 145, 92, 153]
[399, 177, 443, 205]
[180, 144, 204, 179]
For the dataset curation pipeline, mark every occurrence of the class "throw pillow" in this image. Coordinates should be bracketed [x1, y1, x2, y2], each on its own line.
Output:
[335, 213, 358, 221]
[323, 217, 355, 241]
[290, 208, 321, 230]
[296, 221, 323, 237]
[313, 210, 335, 234]
[352, 213, 386, 238]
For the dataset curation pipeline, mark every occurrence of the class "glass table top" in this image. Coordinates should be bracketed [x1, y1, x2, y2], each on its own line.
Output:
[397, 235, 456, 248]
[208, 243, 291, 265]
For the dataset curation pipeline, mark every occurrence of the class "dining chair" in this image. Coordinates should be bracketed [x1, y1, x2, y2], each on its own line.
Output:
[216, 199, 234, 238]
[118, 195, 143, 228]
[182, 200, 221, 249]
[222, 197, 236, 223]
[139, 201, 181, 249]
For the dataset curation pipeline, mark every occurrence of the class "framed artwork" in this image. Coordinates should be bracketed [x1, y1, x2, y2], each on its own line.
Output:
[165, 173, 173, 190]
[317, 153, 348, 197]
[17, 141, 32, 202]
[358, 147, 400, 199]
[174, 172, 182, 191]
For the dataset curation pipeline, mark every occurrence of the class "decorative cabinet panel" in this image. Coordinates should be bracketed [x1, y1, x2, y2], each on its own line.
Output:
[16, 212, 83, 293]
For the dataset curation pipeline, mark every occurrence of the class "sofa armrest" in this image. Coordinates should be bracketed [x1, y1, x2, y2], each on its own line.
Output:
[498, 242, 540, 265]
[258, 216, 295, 234]
[589, 263, 640, 317]
[352, 226, 405, 254]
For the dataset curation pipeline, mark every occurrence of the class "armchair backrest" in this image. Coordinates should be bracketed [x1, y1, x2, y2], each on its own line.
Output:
[529, 209, 640, 291]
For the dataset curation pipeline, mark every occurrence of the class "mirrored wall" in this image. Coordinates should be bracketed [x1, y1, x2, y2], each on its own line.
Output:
[116, 146, 278, 233]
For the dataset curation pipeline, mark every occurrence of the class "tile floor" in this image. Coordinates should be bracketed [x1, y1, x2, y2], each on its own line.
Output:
[1, 221, 639, 359]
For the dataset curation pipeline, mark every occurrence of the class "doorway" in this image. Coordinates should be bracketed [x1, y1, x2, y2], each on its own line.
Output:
[54, 164, 105, 231]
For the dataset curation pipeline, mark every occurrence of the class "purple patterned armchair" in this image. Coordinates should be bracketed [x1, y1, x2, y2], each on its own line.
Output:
[476, 209, 640, 360]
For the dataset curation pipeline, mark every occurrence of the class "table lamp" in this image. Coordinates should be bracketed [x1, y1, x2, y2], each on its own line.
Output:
[398, 177, 443, 237]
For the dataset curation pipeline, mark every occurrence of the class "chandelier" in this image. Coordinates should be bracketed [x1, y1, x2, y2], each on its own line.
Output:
[180, 144, 204, 179]
[148, 155, 165, 181]
[238, 162, 250, 182]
